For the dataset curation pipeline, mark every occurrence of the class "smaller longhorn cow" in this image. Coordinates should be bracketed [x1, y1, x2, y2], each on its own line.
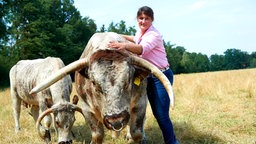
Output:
[9, 57, 83, 143]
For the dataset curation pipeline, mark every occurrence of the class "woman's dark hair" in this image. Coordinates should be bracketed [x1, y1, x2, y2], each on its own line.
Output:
[137, 6, 154, 21]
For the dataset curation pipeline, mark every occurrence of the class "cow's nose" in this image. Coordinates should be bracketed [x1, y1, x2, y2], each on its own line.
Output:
[103, 111, 130, 131]
[58, 140, 72, 144]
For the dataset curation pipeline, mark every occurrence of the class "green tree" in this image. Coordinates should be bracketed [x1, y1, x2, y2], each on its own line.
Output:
[8, 0, 96, 64]
[0, 0, 10, 41]
[195, 53, 210, 72]
[209, 54, 225, 71]
[0, 0, 97, 86]
[249, 51, 256, 68]
[107, 20, 136, 35]
[10, 0, 54, 59]
[0, 0, 18, 87]
[181, 52, 192, 73]
[164, 41, 185, 74]
[99, 24, 107, 32]
[224, 48, 250, 70]
[181, 52, 210, 73]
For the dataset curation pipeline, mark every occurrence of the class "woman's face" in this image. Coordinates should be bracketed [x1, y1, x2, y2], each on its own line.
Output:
[137, 13, 153, 34]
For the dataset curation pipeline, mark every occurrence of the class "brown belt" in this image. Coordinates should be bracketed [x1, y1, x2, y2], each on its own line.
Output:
[159, 66, 169, 72]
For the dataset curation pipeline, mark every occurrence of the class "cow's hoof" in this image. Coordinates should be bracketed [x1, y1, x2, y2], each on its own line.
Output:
[128, 137, 147, 144]
[127, 139, 134, 144]
[15, 127, 21, 133]
[125, 134, 133, 143]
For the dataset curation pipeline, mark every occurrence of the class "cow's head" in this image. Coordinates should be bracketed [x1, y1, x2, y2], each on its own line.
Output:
[36, 96, 83, 144]
[86, 50, 139, 131]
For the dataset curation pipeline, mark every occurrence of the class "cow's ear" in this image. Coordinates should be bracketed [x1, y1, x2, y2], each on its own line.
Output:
[78, 67, 89, 78]
[134, 67, 149, 79]
[72, 95, 79, 105]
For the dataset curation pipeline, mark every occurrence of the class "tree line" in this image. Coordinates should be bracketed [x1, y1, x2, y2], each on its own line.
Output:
[1, 0, 256, 87]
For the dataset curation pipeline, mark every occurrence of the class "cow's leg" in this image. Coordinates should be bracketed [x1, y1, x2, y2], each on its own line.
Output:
[125, 125, 132, 142]
[30, 105, 39, 122]
[84, 111, 104, 144]
[127, 107, 147, 143]
[39, 102, 52, 142]
[10, 89, 22, 133]
[127, 81, 148, 143]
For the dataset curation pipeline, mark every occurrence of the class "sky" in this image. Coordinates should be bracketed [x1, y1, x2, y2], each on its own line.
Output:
[74, 0, 256, 56]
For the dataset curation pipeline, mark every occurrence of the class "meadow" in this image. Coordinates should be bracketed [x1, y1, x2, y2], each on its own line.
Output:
[0, 68, 255, 144]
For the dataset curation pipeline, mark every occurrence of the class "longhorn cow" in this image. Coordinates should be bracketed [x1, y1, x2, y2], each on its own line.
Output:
[30, 32, 174, 143]
[9, 57, 83, 143]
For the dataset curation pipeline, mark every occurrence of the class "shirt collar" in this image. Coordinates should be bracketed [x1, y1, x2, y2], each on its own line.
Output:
[139, 25, 154, 36]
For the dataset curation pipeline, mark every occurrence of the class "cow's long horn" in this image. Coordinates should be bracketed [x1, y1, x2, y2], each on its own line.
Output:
[30, 58, 89, 94]
[130, 55, 175, 109]
[36, 108, 53, 140]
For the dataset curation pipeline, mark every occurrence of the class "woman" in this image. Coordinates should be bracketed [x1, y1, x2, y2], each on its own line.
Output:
[108, 6, 179, 144]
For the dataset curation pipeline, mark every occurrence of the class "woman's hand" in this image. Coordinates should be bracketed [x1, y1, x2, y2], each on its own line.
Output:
[108, 41, 143, 55]
[108, 41, 126, 50]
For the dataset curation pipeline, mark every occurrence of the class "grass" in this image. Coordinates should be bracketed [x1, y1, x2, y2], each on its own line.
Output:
[0, 68, 255, 144]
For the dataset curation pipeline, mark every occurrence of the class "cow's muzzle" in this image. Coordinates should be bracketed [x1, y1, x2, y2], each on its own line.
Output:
[103, 111, 130, 131]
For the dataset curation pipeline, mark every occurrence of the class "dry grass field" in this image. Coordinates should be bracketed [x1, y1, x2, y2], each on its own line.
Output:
[0, 68, 255, 144]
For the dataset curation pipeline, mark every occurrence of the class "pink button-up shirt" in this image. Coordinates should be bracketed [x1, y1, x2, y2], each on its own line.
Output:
[133, 25, 169, 69]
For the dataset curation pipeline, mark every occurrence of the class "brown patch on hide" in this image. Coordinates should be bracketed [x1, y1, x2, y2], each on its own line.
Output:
[134, 68, 149, 79]
[72, 95, 79, 105]
[75, 71, 87, 98]
[45, 98, 53, 108]
[22, 101, 31, 108]
[133, 68, 149, 87]
[77, 67, 89, 78]
[135, 114, 145, 129]
[132, 106, 139, 114]
[109, 74, 115, 86]
[85, 82, 102, 113]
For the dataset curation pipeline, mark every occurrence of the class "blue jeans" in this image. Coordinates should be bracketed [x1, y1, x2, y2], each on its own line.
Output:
[147, 68, 177, 144]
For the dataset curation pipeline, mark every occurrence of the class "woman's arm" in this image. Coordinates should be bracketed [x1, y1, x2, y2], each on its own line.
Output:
[108, 41, 142, 55]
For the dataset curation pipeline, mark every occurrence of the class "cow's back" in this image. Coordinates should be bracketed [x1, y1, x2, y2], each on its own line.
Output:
[9, 57, 71, 105]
